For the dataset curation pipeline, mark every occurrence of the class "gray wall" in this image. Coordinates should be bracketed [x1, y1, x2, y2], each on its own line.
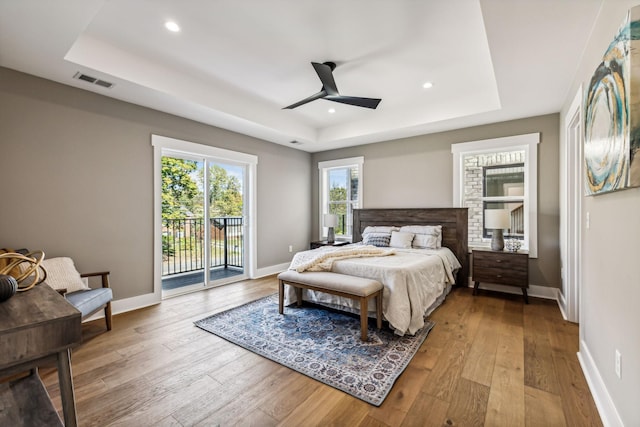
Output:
[560, 1, 640, 424]
[0, 67, 312, 300]
[312, 114, 561, 289]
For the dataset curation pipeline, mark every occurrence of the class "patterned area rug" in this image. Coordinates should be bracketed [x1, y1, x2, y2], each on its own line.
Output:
[194, 294, 434, 406]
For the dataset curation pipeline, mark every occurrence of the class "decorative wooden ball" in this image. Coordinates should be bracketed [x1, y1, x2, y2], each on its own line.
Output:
[0, 274, 18, 302]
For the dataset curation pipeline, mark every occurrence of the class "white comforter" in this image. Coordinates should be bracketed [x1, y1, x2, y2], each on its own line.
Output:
[284, 245, 461, 336]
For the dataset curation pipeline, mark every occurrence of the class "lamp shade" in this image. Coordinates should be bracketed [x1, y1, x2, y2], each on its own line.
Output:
[484, 209, 510, 229]
[323, 214, 338, 227]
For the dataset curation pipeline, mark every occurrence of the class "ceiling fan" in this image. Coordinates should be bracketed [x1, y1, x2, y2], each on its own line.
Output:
[283, 62, 382, 110]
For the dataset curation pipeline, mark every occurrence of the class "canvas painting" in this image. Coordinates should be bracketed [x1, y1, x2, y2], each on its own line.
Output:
[584, 7, 640, 195]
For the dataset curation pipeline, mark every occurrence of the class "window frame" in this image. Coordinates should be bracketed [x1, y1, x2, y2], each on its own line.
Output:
[452, 133, 539, 257]
[318, 156, 364, 241]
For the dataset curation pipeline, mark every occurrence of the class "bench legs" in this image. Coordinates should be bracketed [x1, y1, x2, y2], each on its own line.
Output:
[278, 280, 284, 314]
[280, 281, 383, 341]
[360, 297, 369, 341]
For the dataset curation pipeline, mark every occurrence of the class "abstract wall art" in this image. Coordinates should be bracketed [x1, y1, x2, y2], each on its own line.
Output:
[584, 6, 640, 195]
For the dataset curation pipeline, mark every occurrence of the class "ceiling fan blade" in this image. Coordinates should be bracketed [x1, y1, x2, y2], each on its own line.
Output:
[312, 62, 339, 96]
[283, 90, 327, 109]
[325, 95, 381, 109]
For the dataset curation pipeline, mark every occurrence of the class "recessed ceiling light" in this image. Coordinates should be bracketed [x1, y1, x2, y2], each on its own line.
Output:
[422, 82, 433, 89]
[165, 21, 180, 32]
[328, 108, 336, 114]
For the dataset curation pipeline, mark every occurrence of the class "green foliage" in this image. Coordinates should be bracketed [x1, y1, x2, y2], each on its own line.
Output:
[329, 185, 347, 234]
[161, 157, 243, 221]
[208, 165, 243, 217]
[162, 235, 175, 257]
[161, 157, 200, 219]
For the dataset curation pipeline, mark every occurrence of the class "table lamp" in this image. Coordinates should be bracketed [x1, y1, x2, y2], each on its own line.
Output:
[324, 214, 338, 243]
[485, 209, 510, 251]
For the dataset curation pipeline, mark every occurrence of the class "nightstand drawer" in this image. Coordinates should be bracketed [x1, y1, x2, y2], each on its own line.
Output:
[472, 266, 528, 287]
[473, 250, 528, 269]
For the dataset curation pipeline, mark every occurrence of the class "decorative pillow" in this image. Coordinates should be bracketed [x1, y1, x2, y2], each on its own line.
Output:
[412, 234, 439, 249]
[362, 232, 391, 247]
[362, 226, 399, 235]
[400, 225, 443, 248]
[389, 231, 415, 249]
[41, 257, 89, 294]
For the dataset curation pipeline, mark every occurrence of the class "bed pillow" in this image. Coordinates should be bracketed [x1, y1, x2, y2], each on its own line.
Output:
[412, 234, 439, 249]
[362, 226, 399, 235]
[363, 232, 391, 247]
[389, 231, 415, 249]
[400, 225, 442, 249]
[41, 257, 89, 294]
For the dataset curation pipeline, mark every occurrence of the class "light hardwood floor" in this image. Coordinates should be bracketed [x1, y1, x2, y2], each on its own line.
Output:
[42, 276, 602, 426]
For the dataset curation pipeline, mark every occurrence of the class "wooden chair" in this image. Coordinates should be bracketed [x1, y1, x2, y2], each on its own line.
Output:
[0, 249, 113, 331]
[64, 271, 113, 331]
[32, 253, 113, 331]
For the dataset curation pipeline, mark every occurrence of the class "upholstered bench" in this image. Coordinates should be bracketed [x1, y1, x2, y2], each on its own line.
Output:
[277, 270, 383, 341]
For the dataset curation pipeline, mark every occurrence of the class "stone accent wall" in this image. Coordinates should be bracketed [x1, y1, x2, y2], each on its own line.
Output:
[463, 150, 525, 246]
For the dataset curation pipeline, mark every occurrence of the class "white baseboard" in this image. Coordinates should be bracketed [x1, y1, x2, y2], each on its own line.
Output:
[467, 281, 558, 300]
[578, 340, 624, 427]
[254, 262, 288, 278]
[90, 270, 558, 325]
[85, 263, 288, 322]
[557, 290, 569, 320]
[83, 291, 161, 323]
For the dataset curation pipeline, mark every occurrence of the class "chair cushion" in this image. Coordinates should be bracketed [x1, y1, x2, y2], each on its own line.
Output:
[65, 287, 112, 318]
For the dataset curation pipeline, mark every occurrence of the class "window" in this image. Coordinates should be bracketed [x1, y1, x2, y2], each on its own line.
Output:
[482, 163, 525, 239]
[452, 133, 539, 257]
[318, 157, 363, 240]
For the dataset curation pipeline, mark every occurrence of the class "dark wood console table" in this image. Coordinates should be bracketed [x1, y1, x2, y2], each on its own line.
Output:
[0, 283, 82, 426]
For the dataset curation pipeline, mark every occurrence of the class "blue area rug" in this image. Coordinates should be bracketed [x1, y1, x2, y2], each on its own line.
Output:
[194, 294, 434, 406]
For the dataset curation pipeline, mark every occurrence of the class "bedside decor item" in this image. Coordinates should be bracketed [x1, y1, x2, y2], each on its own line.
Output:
[323, 213, 338, 243]
[584, 6, 640, 195]
[505, 239, 522, 252]
[0, 274, 18, 302]
[485, 209, 510, 251]
[0, 250, 47, 292]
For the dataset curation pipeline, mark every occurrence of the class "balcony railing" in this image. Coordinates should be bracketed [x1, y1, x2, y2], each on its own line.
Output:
[162, 217, 243, 276]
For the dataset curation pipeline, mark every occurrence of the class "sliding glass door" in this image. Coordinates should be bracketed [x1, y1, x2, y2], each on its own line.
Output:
[158, 148, 250, 297]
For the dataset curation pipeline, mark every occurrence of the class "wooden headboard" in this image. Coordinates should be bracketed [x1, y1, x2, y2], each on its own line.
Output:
[353, 208, 469, 286]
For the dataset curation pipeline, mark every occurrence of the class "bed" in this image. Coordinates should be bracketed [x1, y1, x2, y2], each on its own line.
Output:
[284, 208, 469, 335]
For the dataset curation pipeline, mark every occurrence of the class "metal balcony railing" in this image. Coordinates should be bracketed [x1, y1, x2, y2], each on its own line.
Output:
[162, 217, 243, 276]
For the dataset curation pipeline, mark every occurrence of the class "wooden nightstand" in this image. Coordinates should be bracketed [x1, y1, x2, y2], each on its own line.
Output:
[310, 240, 350, 250]
[472, 248, 529, 303]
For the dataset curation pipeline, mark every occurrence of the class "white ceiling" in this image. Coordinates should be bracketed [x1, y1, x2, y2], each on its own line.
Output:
[0, 0, 603, 152]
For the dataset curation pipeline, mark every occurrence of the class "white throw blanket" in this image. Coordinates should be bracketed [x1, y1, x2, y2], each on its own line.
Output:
[289, 245, 395, 272]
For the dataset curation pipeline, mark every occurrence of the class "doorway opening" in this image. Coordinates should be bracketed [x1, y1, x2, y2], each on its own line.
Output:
[152, 135, 257, 298]
[560, 86, 582, 323]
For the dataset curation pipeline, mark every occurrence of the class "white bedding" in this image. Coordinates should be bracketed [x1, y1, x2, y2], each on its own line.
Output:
[284, 245, 461, 336]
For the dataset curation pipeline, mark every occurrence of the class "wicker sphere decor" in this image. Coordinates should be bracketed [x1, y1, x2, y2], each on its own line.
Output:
[505, 239, 522, 252]
[0, 274, 18, 302]
[0, 251, 47, 292]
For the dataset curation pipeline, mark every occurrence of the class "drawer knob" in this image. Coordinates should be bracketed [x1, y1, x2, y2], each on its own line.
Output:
[497, 274, 502, 278]
[496, 259, 502, 263]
